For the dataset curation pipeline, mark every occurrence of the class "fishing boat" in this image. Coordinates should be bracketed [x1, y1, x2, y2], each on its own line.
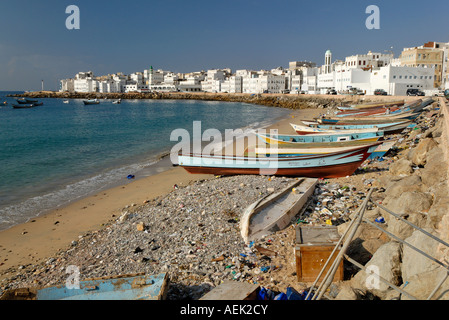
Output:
[83, 99, 100, 105]
[0, 273, 170, 300]
[177, 142, 382, 178]
[310, 121, 412, 135]
[290, 123, 382, 135]
[367, 139, 397, 159]
[33, 102, 43, 106]
[12, 104, 36, 109]
[335, 105, 402, 118]
[256, 131, 384, 146]
[338, 100, 405, 110]
[254, 139, 397, 160]
[16, 98, 30, 104]
[252, 140, 383, 157]
[414, 97, 435, 113]
[112, 99, 122, 104]
[240, 178, 318, 244]
[63, 100, 69, 104]
[319, 110, 418, 124]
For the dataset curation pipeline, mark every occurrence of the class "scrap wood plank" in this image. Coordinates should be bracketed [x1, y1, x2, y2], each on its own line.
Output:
[200, 281, 259, 300]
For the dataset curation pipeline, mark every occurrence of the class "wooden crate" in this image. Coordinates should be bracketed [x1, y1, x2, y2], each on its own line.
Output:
[295, 225, 344, 283]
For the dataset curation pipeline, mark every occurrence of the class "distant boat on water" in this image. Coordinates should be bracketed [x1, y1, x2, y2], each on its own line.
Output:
[83, 99, 100, 105]
[12, 104, 36, 109]
[112, 99, 121, 104]
[16, 98, 39, 105]
[63, 100, 69, 104]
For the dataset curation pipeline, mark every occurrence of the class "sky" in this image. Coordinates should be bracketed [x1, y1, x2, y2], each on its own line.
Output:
[0, 0, 448, 91]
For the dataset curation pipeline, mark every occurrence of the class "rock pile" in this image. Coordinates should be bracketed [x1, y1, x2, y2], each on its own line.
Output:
[334, 104, 449, 300]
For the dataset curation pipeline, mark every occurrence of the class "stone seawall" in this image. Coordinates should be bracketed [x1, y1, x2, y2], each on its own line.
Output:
[10, 91, 414, 110]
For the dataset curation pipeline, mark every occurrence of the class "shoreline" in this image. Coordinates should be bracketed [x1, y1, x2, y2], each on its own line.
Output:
[0, 94, 422, 281]
[0, 104, 310, 277]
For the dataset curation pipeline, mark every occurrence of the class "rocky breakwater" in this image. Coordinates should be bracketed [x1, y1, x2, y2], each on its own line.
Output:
[334, 102, 449, 300]
[10, 91, 408, 111]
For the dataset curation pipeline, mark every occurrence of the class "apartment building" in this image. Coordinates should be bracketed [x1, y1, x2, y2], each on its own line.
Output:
[399, 41, 448, 88]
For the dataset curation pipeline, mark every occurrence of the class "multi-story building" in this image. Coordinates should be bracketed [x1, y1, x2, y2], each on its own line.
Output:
[399, 41, 448, 88]
[73, 71, 98, 93]
[60, 78, 74, 92]
[220, 76, 243, 93]
[345, 51, 393, 70]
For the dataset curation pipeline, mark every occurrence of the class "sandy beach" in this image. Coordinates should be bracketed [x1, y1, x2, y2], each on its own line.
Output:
[0, 106, 320, 279]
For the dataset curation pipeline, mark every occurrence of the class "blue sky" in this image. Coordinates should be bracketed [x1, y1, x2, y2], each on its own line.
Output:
[0, 0, 448, 91]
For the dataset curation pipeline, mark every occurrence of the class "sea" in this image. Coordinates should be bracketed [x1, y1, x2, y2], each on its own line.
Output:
[0, 92, 290, 231]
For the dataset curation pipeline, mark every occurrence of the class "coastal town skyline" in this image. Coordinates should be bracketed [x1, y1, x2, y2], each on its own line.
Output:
[1, 0, 448, 91]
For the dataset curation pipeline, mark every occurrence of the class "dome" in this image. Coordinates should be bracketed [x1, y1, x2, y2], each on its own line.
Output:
[325, 50, 332, 55]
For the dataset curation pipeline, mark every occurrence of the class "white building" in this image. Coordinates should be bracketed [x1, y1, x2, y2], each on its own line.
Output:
[345, 51, 393, 70]
[60, 78, 74, 92]
[220, 76, 243, 93]
[370, 65, 435, 96]
[73, 72, 98, 93]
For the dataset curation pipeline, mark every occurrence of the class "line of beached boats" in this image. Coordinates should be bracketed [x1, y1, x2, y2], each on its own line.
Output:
[177, 98, 435, 179]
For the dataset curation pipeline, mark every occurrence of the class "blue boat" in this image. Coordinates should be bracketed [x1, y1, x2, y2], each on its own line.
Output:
[256, 131, 384, 145]
[178, 142, 382, 178]
[291, 120, 412, 135]
[0, 273, 169, 300]
[36, 273, 169, 300]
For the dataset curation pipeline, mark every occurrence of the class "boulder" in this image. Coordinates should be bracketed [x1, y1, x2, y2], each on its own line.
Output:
[389, 158, 413, 176]
[383, 191, 433, 240]
[350, 241, 402, 299]
[400, 228, 449, 300]
[409, 138, 438, 166]
[420, 146, 448, 188]
[402, 228, 441, 279]
[381, 175, 424, 206]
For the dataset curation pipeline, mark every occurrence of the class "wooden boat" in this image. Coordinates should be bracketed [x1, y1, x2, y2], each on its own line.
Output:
[254, 139, 397, 161]
[414, 97, 434, 113]
[12, 104, 36, 109]
[319, 110, 418, 124]
[339, 100, 405, 110]
[83, 99, 100, 105]
[177, 142, 382, 178]
[335, 105, 401, 117]
[0, 273, 170, 300]
[367, 139, 397, 159]
[290, 123, 383, 135]
[252, 140, 384, 157]
[16, 98, 30, 104]
[256, 131, 384, 146]
[305, 121, 412, 135]
[240, 178, 318, 244]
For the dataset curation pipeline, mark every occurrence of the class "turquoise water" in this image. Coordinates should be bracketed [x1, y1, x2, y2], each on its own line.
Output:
[0, 92, 289, 231]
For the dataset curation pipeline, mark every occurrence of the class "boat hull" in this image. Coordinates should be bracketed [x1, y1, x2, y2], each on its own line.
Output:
[178, 143, 381, 178]
[290, 123, 382, 135]
[256, 131, 384, 145]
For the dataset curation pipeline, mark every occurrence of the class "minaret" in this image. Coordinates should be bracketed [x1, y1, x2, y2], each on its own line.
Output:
[149, 66, 154, 85]
[325, 50, 332, 74]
